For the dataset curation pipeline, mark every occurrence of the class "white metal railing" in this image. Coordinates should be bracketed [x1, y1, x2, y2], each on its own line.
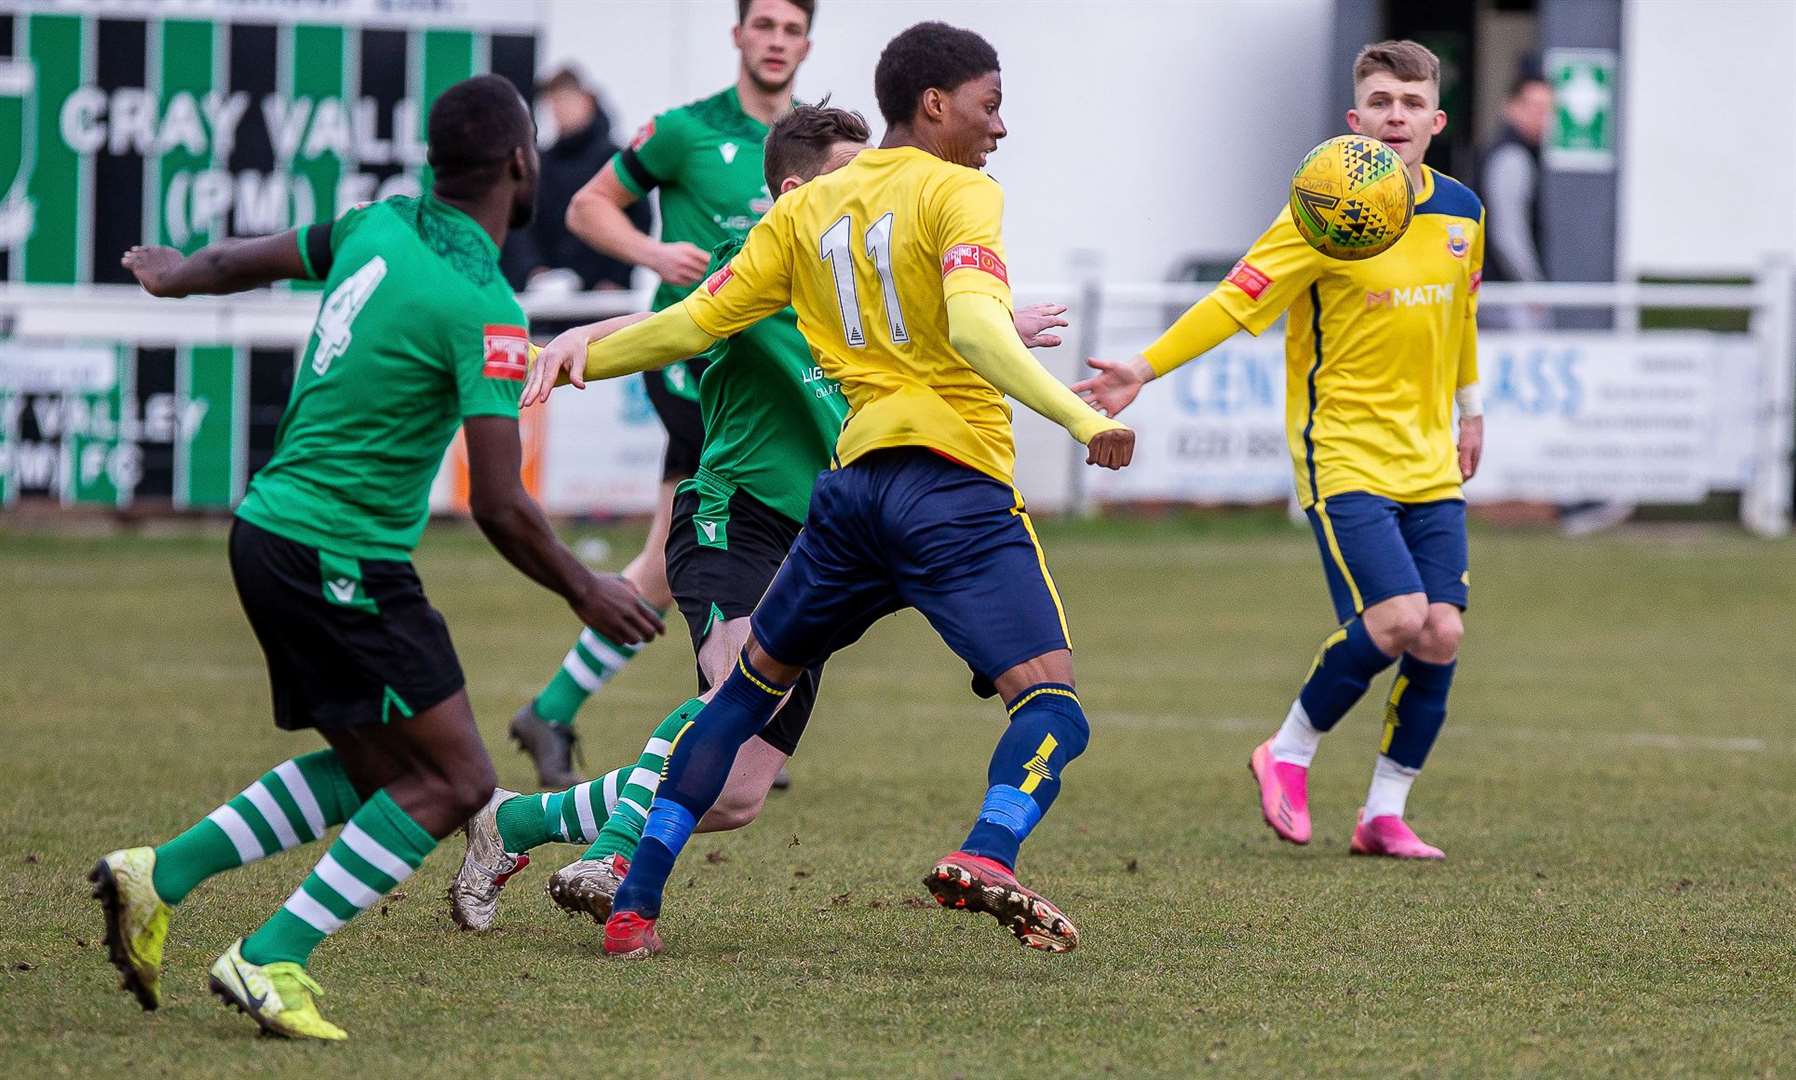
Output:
[0, 262, 1790, 534]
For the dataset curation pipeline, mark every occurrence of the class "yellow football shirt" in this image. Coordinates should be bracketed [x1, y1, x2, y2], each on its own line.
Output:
[1211, 166, 1484, 507]
[678, 145, 1023, 484]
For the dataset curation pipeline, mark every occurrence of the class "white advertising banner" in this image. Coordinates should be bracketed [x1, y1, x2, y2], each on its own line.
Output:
[538, 375, 666, 515]
[1084, 331, 1742, 507]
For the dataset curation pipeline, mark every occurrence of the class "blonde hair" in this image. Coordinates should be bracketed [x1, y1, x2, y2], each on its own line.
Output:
[1353, 40, 1441, 89]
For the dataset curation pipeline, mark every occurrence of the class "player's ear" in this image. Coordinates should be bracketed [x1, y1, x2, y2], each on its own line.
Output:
[731, 22, 744, 50]
[779, 175, 803, 195]
[509, 146, 528, 180]
[1345, 108, 1363, 134]
[1429, 110, 1447, 136]
[920, 87, 945, 124]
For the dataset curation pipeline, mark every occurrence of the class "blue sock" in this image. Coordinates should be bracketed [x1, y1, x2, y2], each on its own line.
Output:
[961, 683, 1091, 871]
[1297, 618, 1398, 732]
[612, 654, 791, 919]
[1382, 655, 1455, 769]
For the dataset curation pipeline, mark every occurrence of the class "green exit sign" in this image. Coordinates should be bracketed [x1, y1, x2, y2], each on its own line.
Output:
[1546, 48, 1617, 172]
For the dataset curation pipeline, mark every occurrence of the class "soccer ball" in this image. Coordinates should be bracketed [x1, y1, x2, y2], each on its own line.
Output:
[1288, 135, 1415, 260]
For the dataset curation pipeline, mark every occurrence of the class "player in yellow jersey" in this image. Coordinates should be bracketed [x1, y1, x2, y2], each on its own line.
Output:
[1077, 41, 1484, 860]
[524, 21, 1133, 956]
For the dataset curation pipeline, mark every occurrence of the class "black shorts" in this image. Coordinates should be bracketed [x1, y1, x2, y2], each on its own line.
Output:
[642, 357, 710, 481]
[665, 484, 819, 757]
[229, 518, 465, 731]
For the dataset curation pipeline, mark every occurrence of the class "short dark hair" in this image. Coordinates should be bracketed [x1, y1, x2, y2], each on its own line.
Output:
[1507, 73, 1549, 100]
[763, 99, 869, 192]
[874, 22, 999, 128]
[428, 74, 533, 196]
[738, 0, 814, 32]
[1352, 39, 1441, 89]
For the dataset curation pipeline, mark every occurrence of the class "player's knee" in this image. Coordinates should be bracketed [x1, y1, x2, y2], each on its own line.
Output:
[441, 756, 497, 822]
[742, 636, 805, 685]
[1413, 608, 1465, 662]
[704, 788, 765, 831]
[1366, 595, 1428, 652]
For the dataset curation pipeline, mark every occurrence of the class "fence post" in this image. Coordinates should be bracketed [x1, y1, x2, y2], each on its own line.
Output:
[1067, 249, 1104, 519]
[1742, 255, 1794, 537]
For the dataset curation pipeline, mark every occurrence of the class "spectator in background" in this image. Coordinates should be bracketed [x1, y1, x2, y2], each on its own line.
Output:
[1477, 68, 1552, 328]
[501, 66, 650, 292]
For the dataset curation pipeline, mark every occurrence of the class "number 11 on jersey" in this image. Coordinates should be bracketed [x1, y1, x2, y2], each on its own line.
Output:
[820, 212, 909, 349]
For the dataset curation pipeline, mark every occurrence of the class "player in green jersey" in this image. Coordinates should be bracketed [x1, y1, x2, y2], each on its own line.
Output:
[508, 0, 817, 787]
[87, 76, 662, 1041]
[450, 103, 1071, 931]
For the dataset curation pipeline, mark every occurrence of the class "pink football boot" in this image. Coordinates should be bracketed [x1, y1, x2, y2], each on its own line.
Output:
[1249, 739, 1312, 844]
[1349, 810, 1445, 860]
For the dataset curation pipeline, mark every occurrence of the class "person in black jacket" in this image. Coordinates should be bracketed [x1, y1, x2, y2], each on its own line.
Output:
[502, 67, 651, 291]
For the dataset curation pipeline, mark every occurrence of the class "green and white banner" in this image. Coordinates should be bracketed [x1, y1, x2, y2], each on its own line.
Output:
[0, 0, 538, 509]
[0, 1, 538, 286]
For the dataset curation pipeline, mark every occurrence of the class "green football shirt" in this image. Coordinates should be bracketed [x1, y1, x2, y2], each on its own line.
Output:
[235, 195, 527, 561]
[682, 239, 847, 526]
[613, 86, 777, 400]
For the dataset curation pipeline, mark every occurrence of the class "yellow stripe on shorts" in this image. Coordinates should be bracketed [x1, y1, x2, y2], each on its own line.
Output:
[1313, 499, 1365, 613]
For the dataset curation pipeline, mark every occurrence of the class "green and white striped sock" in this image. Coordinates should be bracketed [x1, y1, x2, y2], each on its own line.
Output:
[239, 790, 435, 967]
[493, 765, 629, 852]
[584, 697, 704, 862]
[150, 749, 363, 906]
[533, 629, 646, 727]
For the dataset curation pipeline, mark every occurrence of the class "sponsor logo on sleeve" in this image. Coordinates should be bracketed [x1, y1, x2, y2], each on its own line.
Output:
[629, 119, 655, 150]
[704, 264, 735, 295]
[1469, 270, 1482, 293]
[482, 324, 530, 380]
[1224, 259, 1272, 301]
[941, 243, 1008, 285]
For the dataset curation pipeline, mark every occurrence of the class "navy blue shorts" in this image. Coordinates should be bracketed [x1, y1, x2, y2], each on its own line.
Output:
[750, 449, 1070, 693]
[1305, 493, 1469, 623]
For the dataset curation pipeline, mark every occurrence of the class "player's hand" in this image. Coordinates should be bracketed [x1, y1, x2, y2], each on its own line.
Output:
[571, 572, 665, 646]
[121, 245, 187, 298]
[1073, 355, 1155, 418]
[1458, 415, 1484, 481]
[1014, 302, 1069, 349]
[522, 326, 593, 407]
[1085, 427, 1135, 470]
[652, 241, 711, 287]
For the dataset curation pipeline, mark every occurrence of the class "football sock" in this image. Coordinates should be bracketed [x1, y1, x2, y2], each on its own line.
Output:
[492, 765, 627, 853]
[1381, 655, 1455, 771]
[150, 749, 363, 906]
[1296, 618, 1398, 733]
[585, 698, 706, 862]
[1364, 755, 1419, 819]
[240, 790, 435, 967]
[960, 683, 1091, 871]
[1269, 699, 1323, 767]
[533, 628, 648, 727]
[613, 656, 790, 919]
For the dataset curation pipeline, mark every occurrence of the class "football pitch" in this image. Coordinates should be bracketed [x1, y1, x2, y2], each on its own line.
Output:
[2, 517, 1792, 1077]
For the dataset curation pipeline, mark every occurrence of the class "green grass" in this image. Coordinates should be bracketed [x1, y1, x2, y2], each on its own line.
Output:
[2, 519, 1794, 1077]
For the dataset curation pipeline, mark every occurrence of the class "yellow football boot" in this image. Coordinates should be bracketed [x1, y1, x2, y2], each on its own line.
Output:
[207, 940, 348, 1041]
[89, 847, 173, 1010]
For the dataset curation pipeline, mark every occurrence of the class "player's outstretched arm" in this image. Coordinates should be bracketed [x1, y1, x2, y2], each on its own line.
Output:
[946, 292, 1133, 469]
[121, 232, 309, 298]
[1074, 294, 1243, 418]
[522, 306, 717, 406]
[463, 415, 664, 645]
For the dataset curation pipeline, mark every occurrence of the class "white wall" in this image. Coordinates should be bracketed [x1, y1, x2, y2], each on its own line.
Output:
[542, 0, 1332, 285]
[1621, 0, 1796, 275]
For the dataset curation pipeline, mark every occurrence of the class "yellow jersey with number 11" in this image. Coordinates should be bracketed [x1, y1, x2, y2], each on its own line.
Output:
[678, 145, 1025, 485]
[1213, 165, 1484, 508]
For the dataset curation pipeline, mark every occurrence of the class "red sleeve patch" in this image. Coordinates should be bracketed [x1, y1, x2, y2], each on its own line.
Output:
[704, 264, 734, 295]
[629, 119, 655, 151]
[1224, 260, 1272, 301]
[1469, 270, 1483, 294]
[483, 324, 530, 380]
[941, 244, 1009, 286]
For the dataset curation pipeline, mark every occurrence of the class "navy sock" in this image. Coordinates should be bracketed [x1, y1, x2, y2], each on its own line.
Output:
[961, 684, 1091, 871]
[612, 654, 791, 919]
[1382, 654, 1455, 769]
[1297, 618, 1398, 733]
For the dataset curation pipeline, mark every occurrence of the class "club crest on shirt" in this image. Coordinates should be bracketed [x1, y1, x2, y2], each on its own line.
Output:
[1447, 224, 1469, 258]
[482, 324, 530, 380]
